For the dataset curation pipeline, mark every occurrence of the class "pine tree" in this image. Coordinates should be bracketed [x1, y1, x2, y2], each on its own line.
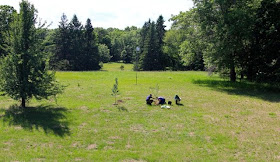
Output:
[141, 21, 159, 70]
[156, 15, 167, 70]
[83, 18, 100, 70]
[68, 14, 83, 70]
[53, 13, 70, 70]
[0, 0, 63, 108]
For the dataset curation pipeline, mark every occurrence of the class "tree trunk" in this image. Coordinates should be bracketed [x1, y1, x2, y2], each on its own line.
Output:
[230, 65, 236, 82]
[21, 97, 26, 108]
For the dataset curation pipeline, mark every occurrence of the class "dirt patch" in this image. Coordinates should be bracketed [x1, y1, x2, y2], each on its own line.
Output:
[125, 142, 133, 149]
[118, 100, 124, 103]
[79, 123, 87, 129]
[109, 136, 121, 140]
[72, 142, 81, 148]
[175, 124, 184, 129]
[130, 124, 145, 133]
[4, 141, 13, 146]
[107, 141, 114, 145]
[79, 106, 89, 112]
[87, 144, 97, 150]
[104, 146, 113, 150]
[189, 132, 195, 137]
[122, 159, 147, 162]
[205, 136, 211, 142]
[100, 109, 112, 113]
[75, 158, 83, 161]
[124, 97, 133, 100]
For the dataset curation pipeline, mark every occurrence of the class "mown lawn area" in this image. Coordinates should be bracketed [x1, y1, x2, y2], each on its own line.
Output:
[0, 63, 279, 161]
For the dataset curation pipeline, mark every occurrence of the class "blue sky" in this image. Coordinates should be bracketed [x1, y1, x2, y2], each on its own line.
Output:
[1, 0, 193, 29]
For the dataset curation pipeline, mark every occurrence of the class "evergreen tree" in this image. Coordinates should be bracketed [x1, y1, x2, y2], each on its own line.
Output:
[53, 13, 70, 70]
[139, 20, 151, 55]
[68, 14, 83, 70]
[141, 21, 159, 70]
[155, 15, 166, 70]
[83, 18, 100, 70]
[0, 0, 63, 108]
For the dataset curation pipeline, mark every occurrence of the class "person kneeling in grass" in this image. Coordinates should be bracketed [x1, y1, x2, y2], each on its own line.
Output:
[146, 94, 154, 105]
[156, 97, 166, 105]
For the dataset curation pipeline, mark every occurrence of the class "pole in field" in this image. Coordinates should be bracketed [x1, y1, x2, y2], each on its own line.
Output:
[135, 46, 140, 85]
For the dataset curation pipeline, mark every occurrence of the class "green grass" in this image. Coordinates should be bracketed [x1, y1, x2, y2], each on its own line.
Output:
[0, 63, 280, 161]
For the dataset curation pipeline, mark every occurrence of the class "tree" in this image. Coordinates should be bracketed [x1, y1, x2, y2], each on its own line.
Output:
[53, 13, 71, 70]
[0, 0, 63, 108]
[155, 15, 167, 70]
[111, 78, 120, 105]
[194, 0, 255, 81]
[0, 5, 16, 57]
[140, 21, 159, 70]
[98, 44, 111, 63]
[68, 14, 84, 70]
[83, 18, 100, 70]
[166, 9, 205, 71]
[248, 0, 280, 82]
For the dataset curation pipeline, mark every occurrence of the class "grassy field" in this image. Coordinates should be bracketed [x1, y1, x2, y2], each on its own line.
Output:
[0, 63, 280, 161]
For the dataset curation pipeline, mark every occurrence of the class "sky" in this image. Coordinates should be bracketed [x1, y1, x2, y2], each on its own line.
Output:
[1, 0, 194, 29]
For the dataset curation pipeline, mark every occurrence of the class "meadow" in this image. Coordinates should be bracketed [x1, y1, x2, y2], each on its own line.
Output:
[0, 63, 279, 161]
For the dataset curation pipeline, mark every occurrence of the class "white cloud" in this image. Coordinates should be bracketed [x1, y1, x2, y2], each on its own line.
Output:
[1, 0, 193, 29]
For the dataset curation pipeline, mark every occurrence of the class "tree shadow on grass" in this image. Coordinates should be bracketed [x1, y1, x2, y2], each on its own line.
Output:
[192, 79, 280, 103]
[0, 105, 70, 137]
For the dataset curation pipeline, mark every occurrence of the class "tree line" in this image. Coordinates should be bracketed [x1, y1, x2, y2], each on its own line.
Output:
[1, 0, 280, 83]
[165, 0, 280, 82]
[42, 15, 143, 71]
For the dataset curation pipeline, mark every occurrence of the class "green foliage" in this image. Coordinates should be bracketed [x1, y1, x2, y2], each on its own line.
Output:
[165, 9, 205, 71]
[82, 18, 100, 70]
[248, 0, 280, 82]
[98, 43, 111, 63]
[0, 5, 16, 57]
[111, 78, 120, 104]
[139, 16, 167, 71]
[192, 0, 280, 83]
[53, 14, 100, 71]
[0, 0, 63, 107]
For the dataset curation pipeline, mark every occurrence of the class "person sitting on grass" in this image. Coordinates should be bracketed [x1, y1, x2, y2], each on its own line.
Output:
[146, 94, 153, 105]
[156, 96, 166, 105]
[174, 95, 181, 105]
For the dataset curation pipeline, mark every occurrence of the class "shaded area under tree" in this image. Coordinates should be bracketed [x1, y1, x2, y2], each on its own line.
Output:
[192, 79, 280, 103]
[0, 105, 70, 137]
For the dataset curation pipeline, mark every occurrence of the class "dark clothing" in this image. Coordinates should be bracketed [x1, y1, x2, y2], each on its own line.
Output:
[158, 97, 166, 105]
[174, 95, 181, 105]
[146, 95, 153, 105]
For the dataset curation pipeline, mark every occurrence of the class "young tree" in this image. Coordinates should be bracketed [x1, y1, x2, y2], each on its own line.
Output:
[111, 78, 120, 105]
[0, 0, 63, 108]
